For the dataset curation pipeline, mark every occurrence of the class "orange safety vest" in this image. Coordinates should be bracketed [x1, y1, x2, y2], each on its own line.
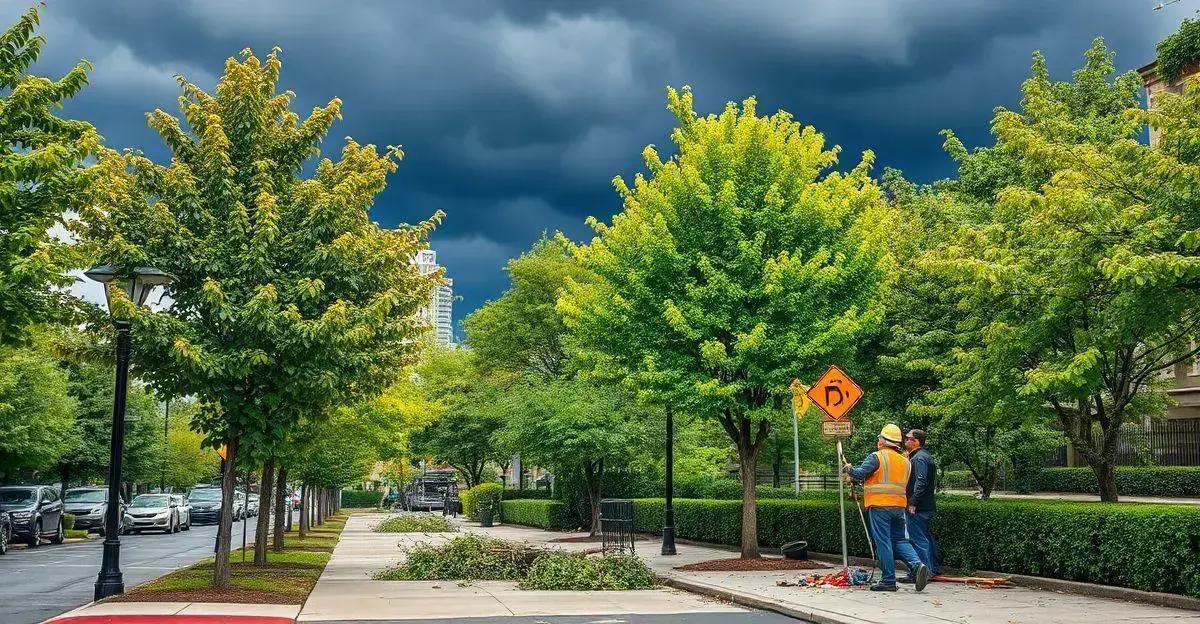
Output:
[863, 448, 910, 508]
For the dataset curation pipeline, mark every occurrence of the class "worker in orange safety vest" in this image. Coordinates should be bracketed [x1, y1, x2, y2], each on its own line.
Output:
[843, 423, 930, 592]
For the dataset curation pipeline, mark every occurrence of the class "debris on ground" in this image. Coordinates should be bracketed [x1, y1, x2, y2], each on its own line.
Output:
[776, 567, 873, 588]
[676, 557, 827, 572]
[933, 575, 1011, 588]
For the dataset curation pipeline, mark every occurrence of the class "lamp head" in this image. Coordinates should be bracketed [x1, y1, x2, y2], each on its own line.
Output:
[84, 265, 174, 314]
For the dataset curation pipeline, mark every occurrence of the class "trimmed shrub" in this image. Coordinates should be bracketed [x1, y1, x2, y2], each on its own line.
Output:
[941, 466, 1200, 497]
[631, 496, 1200, 597]
[522, 553, 656, 590]
[374, 513, 456, 533]
[341, 489, 384, 508]
[62, 513, 75, 531]
[504, 488, 553, 500]
[462, 483, 504, 521]
[501, 499, 576, 529]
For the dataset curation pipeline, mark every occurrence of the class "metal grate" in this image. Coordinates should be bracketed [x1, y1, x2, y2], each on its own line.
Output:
[599, 498, 635, 555]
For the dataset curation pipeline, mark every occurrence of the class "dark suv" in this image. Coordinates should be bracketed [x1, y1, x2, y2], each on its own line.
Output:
[0, 485, 65, 547]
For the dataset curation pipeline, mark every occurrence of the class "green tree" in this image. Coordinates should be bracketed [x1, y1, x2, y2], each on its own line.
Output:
[410, 348, 506, 488]
[77, 49, 441, 584]
[928, 40, 1194, 502]
[162, 401, 220, 490]
[499, 378, 651, 533]
[560, 87, 893, 556]
[0, 7, 98, 345]
[465, 236, 592, 378]
[57, 356, 163, 493]
[0, 336, 75, 479]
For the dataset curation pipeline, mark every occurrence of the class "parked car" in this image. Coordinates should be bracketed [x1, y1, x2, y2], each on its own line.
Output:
[188, 487, 223, 524]
[246, 493, 259, 517]
[234, 491, 247, 520]
[0, 509, 10, 554]
[404, 471, 457, 511]
[0, 485, 65, 547]
[126, 493, 184, 533]
[291, 490, 301, 510]
[169, 494, 192, 530]
[63, 487, 132, 535]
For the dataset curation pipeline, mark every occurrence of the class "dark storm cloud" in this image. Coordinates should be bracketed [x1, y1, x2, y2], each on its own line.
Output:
[9, 1, 1184, 335]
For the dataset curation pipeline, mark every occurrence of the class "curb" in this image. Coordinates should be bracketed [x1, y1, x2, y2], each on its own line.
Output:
[660, 575, 864, 624]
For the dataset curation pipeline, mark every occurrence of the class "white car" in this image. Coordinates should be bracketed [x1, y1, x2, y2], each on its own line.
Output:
[126, 494, 187, 533]
[170, 494, 192, 531]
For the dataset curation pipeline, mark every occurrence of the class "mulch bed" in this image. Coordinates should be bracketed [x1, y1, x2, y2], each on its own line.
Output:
[675, 557, 828, 572]
[110, 587, 308, 605]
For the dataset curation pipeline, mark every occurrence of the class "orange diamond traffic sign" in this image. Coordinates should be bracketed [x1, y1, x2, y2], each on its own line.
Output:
[806, 365, 863, 422]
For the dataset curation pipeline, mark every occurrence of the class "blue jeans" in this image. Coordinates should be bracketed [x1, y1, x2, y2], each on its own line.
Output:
[906, 509, 938, 575]
[868, 507, 924, 585]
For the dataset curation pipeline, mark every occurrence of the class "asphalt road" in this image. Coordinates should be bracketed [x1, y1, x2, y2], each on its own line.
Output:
[0, 514, 269, 624]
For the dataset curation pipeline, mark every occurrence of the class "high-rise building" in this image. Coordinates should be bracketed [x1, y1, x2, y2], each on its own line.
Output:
[413, 249, 454, 346]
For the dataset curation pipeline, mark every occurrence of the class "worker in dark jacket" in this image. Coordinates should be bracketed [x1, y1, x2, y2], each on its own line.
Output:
[903, 429, 938, 579]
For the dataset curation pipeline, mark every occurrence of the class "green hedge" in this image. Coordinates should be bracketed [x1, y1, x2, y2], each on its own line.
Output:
[942, 467, 1200, 497]
[461, 483, 504, 521]
[341, 489, 384, 508]
[500, 499, 576, 529]
[630, 497, 1200, 597]
[503, 488, 553, 500]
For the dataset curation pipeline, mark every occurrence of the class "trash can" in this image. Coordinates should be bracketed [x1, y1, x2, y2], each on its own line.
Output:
[478, 502, 495, 527]
[782, 540, 809, 560]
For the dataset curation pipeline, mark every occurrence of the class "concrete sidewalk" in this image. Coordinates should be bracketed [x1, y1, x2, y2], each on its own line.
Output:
[464, 522, 1200, 624]
[298, 514, 749, 622]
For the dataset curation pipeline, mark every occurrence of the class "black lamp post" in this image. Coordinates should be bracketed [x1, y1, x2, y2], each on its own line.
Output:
[662, 405, 676, 556]
[85, 265, 173, 601]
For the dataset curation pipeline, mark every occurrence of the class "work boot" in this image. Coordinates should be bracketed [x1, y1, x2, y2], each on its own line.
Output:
[914, 564, 930, 592]
[869, 583, 898, 592]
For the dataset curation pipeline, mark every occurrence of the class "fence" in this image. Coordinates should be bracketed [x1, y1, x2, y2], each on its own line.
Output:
[1050, 418, 1200, 467]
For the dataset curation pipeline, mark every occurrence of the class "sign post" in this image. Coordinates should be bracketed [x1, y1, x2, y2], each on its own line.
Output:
[788, 379, 810, 495]
[806, 365, 864, 571]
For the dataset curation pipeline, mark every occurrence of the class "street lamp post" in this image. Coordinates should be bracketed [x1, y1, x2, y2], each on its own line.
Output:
[86, 265, 173, 601]
[661, 405, 677, 556]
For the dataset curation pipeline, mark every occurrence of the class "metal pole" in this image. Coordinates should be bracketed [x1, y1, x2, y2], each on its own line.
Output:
[161, 397, 169, 492]
[95, 320, 131, 601]
[242, 471, 248, 562]
[836, 438, 849, 570]
[661, 406, 677, 556]
[792, 408, 801, 495]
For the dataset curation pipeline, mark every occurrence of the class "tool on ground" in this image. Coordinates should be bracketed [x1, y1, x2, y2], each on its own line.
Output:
[933, 575, 1011, 588]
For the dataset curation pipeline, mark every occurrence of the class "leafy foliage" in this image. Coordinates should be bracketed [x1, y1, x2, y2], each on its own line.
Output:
[0, 337, 74, 478]
[373, 534, 541, 581]
[561, 86, 892, 555]
[499, 499, 575, 529]
[1156, 19, 1200, 83]
[460, 482, 504, 521]
[0, 7, 99, 345]
[521, 553, 655, 590]
[374, 513, 455, 533]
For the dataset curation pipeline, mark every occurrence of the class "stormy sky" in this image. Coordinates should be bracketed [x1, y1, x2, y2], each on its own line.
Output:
[11, 1, 1190, 337]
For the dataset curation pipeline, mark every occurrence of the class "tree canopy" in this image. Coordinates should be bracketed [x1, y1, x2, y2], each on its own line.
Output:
[560, 87, 893, 556]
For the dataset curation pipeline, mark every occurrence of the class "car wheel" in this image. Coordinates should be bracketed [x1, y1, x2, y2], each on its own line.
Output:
[27, 520, 41, 547]
[0, 525, 8, 555]
[182, 516, 191, 531]
[51, 518, 64, 544]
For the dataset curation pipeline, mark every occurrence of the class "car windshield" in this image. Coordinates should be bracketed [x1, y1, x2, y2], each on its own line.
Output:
[190, 489, 221, 501]
[130, 495, 169, 508]
[0, 488, 36, 504]
[65, 490, 107, 503]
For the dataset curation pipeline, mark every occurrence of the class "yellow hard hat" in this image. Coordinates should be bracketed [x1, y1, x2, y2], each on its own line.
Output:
[879, 424, 903, 445]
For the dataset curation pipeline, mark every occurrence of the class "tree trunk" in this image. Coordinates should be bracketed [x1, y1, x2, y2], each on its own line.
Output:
[738, 447, 761, 558]
[316, 487, 324, 525]
[213, 437, 239, 588]
[254, 461, 275, 564]
[59, 466, 70, 501]
[299, 484, 309, 538]
[273, 468, 287, 552]
[582, 461, 603, 536]
[772, 458, 781, 489]
[1091, 458, 1119, 502]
